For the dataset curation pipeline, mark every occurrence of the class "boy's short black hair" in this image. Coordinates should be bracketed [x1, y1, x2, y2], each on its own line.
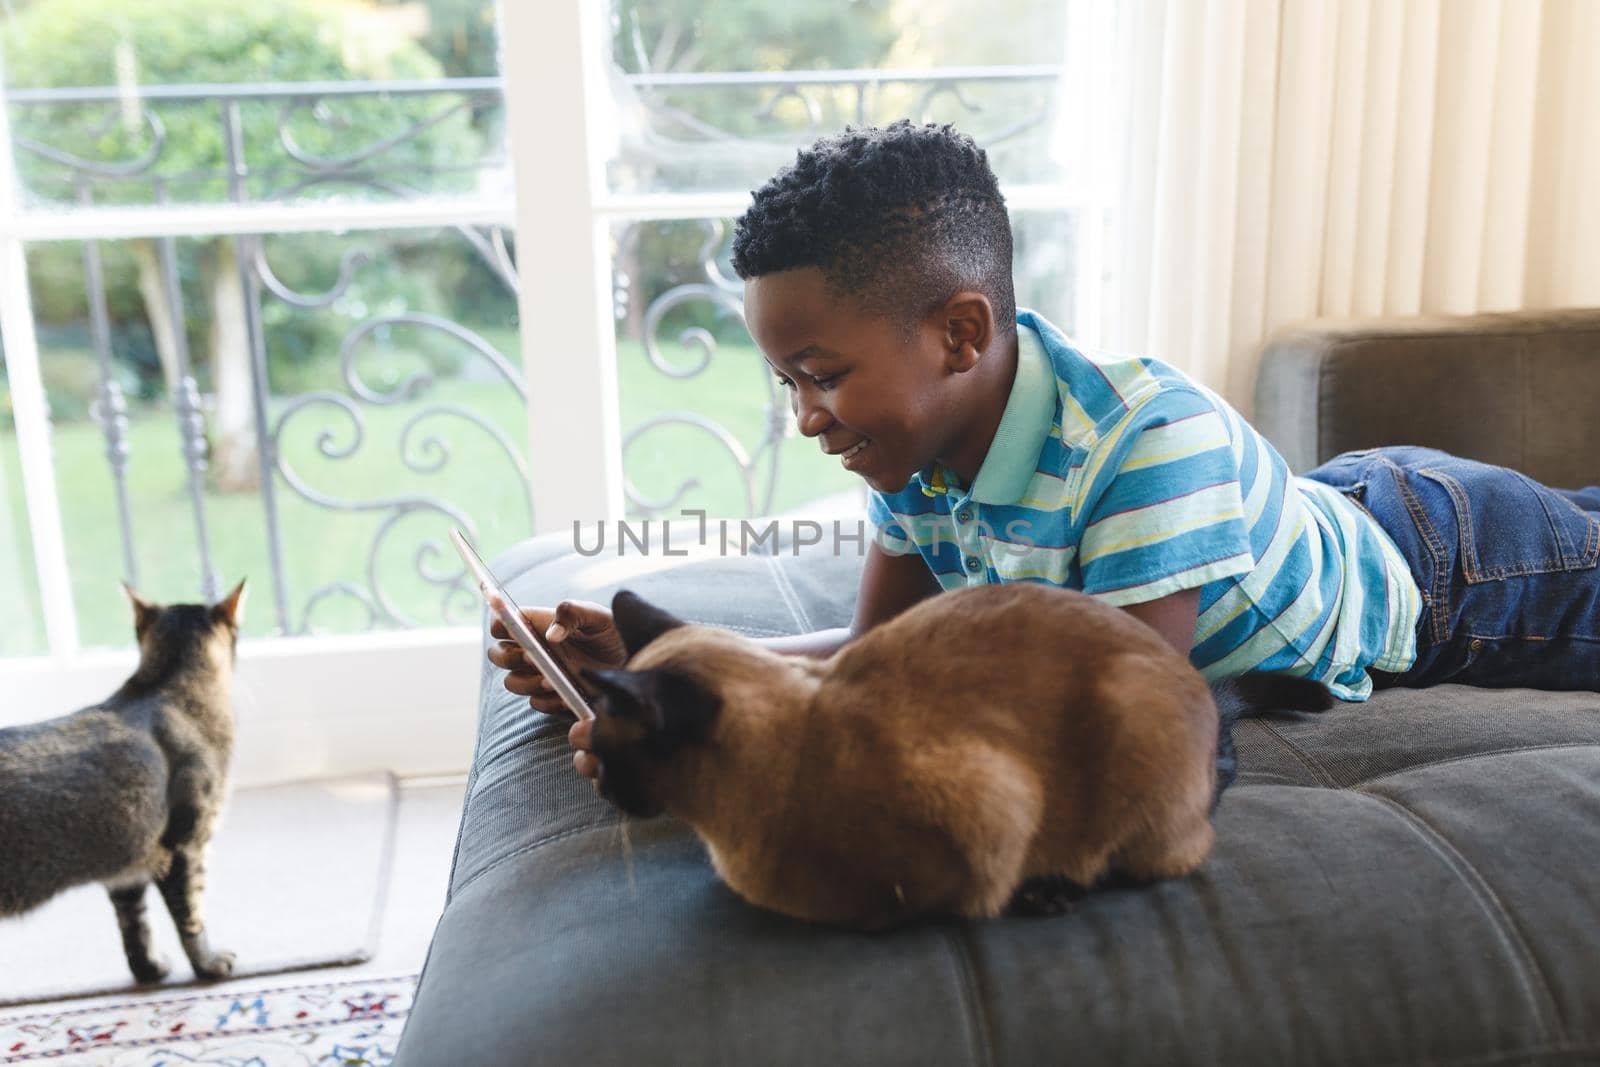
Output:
[731, 121, 1016, 336]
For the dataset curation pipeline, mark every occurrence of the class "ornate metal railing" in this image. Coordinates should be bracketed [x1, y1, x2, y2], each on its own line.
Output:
[3, 66, 1059, 639]
[619, 64, 1061, 154]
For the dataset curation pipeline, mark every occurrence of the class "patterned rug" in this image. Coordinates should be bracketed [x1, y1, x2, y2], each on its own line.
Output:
[0, 973, 416, 1065]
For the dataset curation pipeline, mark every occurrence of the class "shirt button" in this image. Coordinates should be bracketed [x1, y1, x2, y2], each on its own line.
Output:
[965, 557, 982, 573]
[957, 508, 973, 523]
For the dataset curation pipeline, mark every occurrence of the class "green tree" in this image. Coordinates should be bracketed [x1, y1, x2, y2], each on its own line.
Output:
[2, 0, 482, 488]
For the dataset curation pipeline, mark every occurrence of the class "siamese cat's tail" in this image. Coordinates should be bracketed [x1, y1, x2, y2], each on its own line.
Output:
[1210, 673, 1334, 809]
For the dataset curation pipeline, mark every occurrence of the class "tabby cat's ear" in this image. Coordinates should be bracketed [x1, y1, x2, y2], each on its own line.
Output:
[213, 579, 248, 629]
[122, 581, 159, 637]
[611, 590, 686, 656]
[586, 667, 721, 748]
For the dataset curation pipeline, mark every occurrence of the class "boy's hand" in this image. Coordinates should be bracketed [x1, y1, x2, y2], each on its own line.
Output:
[487, 600, 626, 725]
[568, 717, 600, 781]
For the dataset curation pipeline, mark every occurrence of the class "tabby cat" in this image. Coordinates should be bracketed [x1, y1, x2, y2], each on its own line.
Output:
[579, 584, 1329, 930]
[0, 581, 246, 983]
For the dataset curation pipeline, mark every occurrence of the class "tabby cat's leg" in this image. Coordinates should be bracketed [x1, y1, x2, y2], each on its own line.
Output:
[155, 786, 235, 981]
[155, 844, 235, 980]
[108, 883, 169, 984]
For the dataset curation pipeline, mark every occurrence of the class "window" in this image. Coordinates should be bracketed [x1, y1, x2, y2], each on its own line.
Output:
[2, 0, 1104, 780]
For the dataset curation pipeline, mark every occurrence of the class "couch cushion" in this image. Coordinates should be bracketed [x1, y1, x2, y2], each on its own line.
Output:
[1252, 308, 1600, 486]
[397, 532, 1600, 1067]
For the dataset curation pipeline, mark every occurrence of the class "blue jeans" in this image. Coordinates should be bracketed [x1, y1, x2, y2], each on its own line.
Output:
[1304, 447, 1600, 691]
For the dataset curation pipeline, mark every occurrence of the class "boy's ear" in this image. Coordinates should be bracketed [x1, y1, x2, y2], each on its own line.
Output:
[122, 581, 159, 637]
[611, 589, 686, 656]
[941, 291, 995, 372]
[213, 578, 248, 628]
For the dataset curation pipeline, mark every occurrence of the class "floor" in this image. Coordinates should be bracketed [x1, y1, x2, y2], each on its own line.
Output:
[1, 775, 467, 1018]
[296, 777, 467, 985]
[323, 775, 467, 981]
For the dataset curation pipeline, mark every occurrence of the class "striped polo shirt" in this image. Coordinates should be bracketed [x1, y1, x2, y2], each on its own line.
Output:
[867, 310, 1421, 700]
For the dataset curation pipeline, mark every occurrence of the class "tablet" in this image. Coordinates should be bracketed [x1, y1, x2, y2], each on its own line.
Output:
[450, 527, 596, 721]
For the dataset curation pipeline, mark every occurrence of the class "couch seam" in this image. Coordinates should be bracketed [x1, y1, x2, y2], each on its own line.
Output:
[1354, 791, 1567, 1046]
[1291, 324, 1600, 348]
[451, 823, 611, 900]
[763, 555, 815, 633]
[460, 728, 569, 802]
[1252, 720, 1339, 787]
[1519, 338, 1531, 475]
[1315, 349, 1333, 469]
[1233, 771, 1307, 787]
[941, 926, 996, 1067]
[1351, 742, 1600, 789]
[442, 666, 500, 907]
[1376, 1044, 1600, 1067]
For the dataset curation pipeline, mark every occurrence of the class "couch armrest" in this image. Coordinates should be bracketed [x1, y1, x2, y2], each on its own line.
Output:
[1252, 307, 1600, 487]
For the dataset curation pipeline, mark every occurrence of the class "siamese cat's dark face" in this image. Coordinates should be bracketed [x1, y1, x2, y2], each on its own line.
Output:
[583, 591, 722, 818]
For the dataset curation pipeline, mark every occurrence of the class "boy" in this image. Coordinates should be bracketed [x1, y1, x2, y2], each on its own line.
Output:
[491, 121, 1600, 779]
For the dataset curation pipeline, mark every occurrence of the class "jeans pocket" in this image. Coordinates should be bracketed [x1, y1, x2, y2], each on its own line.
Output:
[1414, 460, 1600, 583]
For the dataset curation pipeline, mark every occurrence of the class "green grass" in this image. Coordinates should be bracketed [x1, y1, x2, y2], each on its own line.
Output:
[1, 338, 858, 652]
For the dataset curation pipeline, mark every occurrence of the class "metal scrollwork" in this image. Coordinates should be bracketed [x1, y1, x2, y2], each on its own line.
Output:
[271, 322, 531, 632]
[5, 80, 502, 205]
[339, 313, 528, 405]
[697, 220, 742, 295]
[623, 218, 788, 518]
[14, 106, 167, 177]
[753, 85, 823, 133]
[300, 581, 385, 635]
[254, 243, 372, 309]
[620, 67, 1059, 151]
[277, 94, 475, 173]
[640, 283, 746, 379]
[245, 216, 528, 634]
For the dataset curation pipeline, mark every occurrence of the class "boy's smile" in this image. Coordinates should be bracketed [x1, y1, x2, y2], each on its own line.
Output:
[743, 267, 1014, 494]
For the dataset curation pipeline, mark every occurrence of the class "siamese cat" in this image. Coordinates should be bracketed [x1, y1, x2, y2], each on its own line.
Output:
[0, 581, 246, 983]
[580, 585, 1330, 930]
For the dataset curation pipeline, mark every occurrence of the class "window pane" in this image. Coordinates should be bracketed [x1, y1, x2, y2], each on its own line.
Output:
[0, 336, 47, 656]
[602, 0, 1068, 195]
[0, 0, 507, 208]
[25, 225, 526, 647]
[1012, 208, 1080, 336]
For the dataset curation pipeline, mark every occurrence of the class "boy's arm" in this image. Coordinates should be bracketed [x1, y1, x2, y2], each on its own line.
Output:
[1119, 587, 1201, 659]
[760, 542, 942, 658]
[758, 547, 1201, 660]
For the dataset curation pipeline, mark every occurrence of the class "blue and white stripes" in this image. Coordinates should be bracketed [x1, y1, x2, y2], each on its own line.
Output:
[867, 311, 1420, 700]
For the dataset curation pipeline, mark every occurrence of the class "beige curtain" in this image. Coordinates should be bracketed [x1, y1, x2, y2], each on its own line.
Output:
[1099, 0, 1600, 413]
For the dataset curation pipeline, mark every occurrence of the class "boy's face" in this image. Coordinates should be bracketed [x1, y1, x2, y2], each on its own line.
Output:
[744, 267, 970, 494]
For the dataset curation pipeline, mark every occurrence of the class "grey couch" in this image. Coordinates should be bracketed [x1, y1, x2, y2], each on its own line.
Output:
[396, 309, 1600, 1066]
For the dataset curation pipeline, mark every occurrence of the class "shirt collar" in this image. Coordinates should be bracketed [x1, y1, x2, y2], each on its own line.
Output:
[965, 321, 1056, 504]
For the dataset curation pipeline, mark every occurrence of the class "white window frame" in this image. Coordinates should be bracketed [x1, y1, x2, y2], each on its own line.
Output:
[1, 0, 1094, 785]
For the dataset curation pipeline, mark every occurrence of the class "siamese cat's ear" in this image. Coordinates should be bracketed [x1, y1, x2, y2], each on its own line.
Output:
[213, 579, 248, 629]
[611, 590, 686, 655]
[587, 668, 668, 733]
[122, 581, 159, 637]
[585, 667, 720, 748]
